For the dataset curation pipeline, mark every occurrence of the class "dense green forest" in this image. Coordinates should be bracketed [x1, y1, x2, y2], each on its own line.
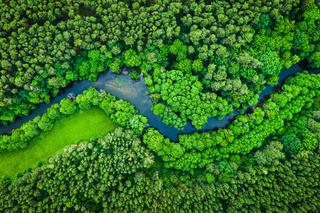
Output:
[0, 0, 320, 211]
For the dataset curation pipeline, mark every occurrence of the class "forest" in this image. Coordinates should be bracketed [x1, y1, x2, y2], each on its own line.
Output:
[0, 0, 319, 211]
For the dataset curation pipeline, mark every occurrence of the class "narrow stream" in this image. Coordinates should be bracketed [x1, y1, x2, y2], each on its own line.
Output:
[0, 64, 317, 141]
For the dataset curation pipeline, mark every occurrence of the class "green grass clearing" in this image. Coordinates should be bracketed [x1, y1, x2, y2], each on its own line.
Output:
[0, 108, 116, 177]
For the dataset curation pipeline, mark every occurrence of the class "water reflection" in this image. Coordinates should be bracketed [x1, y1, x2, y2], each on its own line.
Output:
[0, 64, 317, 141]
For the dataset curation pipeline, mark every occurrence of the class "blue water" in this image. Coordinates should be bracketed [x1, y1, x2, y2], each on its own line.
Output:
[0, 64, 317, 141]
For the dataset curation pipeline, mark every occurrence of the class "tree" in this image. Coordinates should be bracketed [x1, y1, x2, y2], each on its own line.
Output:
[281, 133, 302, 155]
[309, 51, 320, 68]
[59, 99, 77, 115]
[37, 114, 54, 131]
[192, 59, 203, 73]
[109, 57, 122, 73]
[47, 104, 60, 119]
[124, 49, 141, 67]
[256, 14, 271, 29]
[254, 141, 285, 166]
[259, 50, 282, 75]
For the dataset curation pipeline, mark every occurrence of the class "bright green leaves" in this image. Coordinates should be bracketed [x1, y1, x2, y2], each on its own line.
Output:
[97, 90, 148, 134]
[37, 113, 54, 131]
[293, 32, 314, 58]
[174, 58, 192, 74]
[143, 128, 185, 161]
[129, 115, 148, 134]
[59, 99, 77, 115]
[148, 73, 320, 172]
[75, 88, 100, 110]
[259, 51, 282, 76]
[192, 59, 203, 73]
[75, 50, 111, 80]
[150, 70, 232, 129]
[109, 57, 122, 73]
[169, 39, 188, 61]
[303, 4, 320, 23]
[124, 49, 142, 68]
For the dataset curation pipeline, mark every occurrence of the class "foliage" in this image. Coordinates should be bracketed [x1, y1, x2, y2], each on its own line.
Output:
[0, 108, 116, 177]
[0, 88, 148, 152]
[144, 73, 320, 171]
[0, 129, 155, 211]
[1, 0, 318, 128]
[0, 130, 319, 212]
[0, 0, 320, 211]
[150, 69, 232, 129]
[281, 133, 303, 155]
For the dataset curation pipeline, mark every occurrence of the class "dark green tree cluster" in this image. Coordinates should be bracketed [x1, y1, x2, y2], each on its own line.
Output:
[2, 0, 316, 129]
[0, 129, 319, 212]
[0, 128, 155, 211]
[1, 0, 320, 211]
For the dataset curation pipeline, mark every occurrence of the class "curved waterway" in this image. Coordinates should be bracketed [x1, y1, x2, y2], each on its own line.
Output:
[0, 64, 318, 141]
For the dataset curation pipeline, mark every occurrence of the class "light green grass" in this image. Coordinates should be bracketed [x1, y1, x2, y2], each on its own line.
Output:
[0, 108, 116, 177]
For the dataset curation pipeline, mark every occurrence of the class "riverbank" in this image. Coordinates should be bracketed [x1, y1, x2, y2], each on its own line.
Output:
[0, 63, 319, 141]
[0, 108, 116, 177]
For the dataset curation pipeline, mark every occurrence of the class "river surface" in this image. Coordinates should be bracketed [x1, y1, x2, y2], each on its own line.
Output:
[0, 64, 318, 141]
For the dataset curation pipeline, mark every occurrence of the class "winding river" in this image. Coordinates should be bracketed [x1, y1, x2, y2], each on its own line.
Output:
[0, 64, 318, 141]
